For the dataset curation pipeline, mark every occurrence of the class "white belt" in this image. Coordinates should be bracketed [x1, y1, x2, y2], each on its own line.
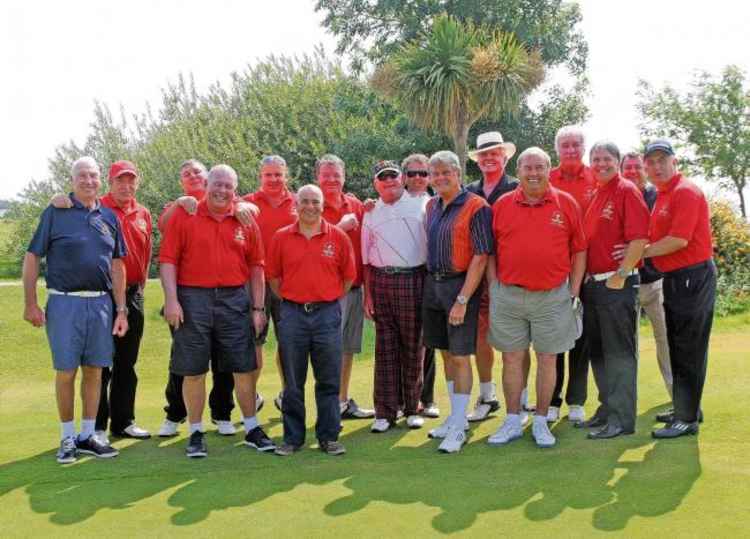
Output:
[588, 269, 638, 282]
[48, 288, 108, 297]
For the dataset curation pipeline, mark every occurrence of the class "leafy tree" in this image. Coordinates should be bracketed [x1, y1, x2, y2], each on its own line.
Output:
[372, 15, 544, 171]
[638, 65, 750, 218]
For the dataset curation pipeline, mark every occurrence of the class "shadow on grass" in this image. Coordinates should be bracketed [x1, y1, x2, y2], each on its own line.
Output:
[0, 404, 701, 533]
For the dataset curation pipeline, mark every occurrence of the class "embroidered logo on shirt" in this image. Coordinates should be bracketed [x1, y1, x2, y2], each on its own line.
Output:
[550, 211, 565, 228]
[658, 204, 670, 218]
[584, 187, 596, 203]
[91, 217, 111, 236]
[601, 201, 614, 220]
[234, 227, 246, 243]
[322, 242, 336, 258]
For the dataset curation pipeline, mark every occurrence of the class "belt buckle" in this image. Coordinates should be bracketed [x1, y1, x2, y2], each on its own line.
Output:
[384, 266, 397, 275]
[303, 302, 314, 313]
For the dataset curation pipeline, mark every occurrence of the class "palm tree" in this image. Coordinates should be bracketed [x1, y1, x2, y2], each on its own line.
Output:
[372, 14, 544, 172]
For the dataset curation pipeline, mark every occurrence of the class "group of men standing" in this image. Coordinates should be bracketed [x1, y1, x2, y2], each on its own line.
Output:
[23, 124, 716, 462]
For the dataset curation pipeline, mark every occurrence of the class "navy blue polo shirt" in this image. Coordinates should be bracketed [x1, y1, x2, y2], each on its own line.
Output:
[466, 173, 519, 206]
[27, 195, 127, 292]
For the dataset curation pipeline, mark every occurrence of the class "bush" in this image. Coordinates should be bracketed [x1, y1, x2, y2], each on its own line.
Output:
[710, 199, 750, 315]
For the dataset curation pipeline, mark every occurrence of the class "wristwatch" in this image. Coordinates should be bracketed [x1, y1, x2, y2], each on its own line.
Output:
[456, 295, 468, 305]
[616, 267, 630, 279]
[116, 305, 129, 316]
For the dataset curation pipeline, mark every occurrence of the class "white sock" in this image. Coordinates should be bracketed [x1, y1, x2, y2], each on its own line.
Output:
[61, 421, 76, 441]
[450, 393, 470, 426]
[189, 422, 203, 434]
[243, 416, 258, 432]
[447, 380, 455, 396]
[480, 382, 495, 400]
[505, 413, 522, 428]
[79, 419, 95, 440]
[533, 414, 547, 426]
[520, 387, 529, 408]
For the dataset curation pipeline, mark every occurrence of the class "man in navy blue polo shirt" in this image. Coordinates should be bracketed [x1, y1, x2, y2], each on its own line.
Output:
[23, 156, 129, 464]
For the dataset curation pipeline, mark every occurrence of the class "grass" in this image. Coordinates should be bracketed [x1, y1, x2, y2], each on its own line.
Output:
[1, 282, 748, 537]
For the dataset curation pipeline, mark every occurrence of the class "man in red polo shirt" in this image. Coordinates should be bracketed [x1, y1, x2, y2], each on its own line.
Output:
[487, 147, 586, 448]
[267, 184, 356, 456]
[316, 154, 374, 420]
[547, 124, 597, 424]
[577, 141, 649, 440]
[242, 155, 298, 413]
[642, 140, 716, 439]
[160, 164, 274, 458]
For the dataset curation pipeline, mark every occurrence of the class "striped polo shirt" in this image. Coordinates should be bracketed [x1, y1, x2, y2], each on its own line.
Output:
[425, 188, 494, 273]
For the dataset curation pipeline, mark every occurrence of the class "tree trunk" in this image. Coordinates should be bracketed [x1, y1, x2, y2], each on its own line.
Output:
[732, 177, 747, 219]
[452, 109, 472, 177]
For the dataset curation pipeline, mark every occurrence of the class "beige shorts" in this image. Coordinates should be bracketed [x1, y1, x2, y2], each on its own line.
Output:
[488, 280, 577, 354]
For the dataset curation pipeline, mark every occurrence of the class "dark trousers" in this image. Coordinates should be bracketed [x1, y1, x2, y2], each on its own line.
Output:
[663, 261, 716, 423]
[550, 333, 589, 408]
[96, 287, 145, 433]
[421, 347, 436, 405]
[278, 300, 342, 446]
[583, 276, 639, 432]
[372, 269, 424, 420]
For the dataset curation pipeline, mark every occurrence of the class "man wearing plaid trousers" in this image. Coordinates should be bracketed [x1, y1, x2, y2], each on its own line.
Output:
[362, 160, 429, 433]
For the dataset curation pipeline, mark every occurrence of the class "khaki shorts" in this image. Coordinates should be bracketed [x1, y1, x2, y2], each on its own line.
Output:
[339, 286, 364, 354]
[488, 280, 577, 355]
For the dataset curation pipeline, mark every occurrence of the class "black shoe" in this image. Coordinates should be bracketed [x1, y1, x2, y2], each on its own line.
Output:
[655, 408, 703, 424]
[56, 436, 78, 464]
[319, 440, 346, 455]
[587, 424, 633, 440]
[244, 426, 276, 452]
[186, 431, 208, 458]
[652, 421, 699, 439]
[575, 415, 607, 429]
[76, 434, 119, 458]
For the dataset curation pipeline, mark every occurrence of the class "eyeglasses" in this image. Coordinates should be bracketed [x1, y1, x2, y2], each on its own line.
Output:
[405, 170, 429, 178]
[376, 172, 400, 181]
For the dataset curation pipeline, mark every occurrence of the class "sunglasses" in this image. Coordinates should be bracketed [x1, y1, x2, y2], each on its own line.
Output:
[376, 172, 400, 181]
[405, 170, 429, 178]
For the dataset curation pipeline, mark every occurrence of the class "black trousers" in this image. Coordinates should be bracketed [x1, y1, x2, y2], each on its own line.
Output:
[663, 261, 716, 423]
[96, 287, 145, 433]
[420, 347, 436, 405]
[550, 330, 589, 408]
[583, 276, 639, 432]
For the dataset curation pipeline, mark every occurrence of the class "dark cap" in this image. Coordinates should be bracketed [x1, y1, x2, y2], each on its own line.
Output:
[108, 160, 138, 180]
[643, 139, 675, 158]
[372, 160, 401, 178]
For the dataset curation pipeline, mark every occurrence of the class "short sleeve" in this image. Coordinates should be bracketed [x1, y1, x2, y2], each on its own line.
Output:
[158, 211, 184, 265]
[111, 217, 127, 259]
[566, 198, 587, 253]
[469, 205, 495, 255]
[27, 206, 54, 257]
[668, 187, 701, 241]
[266, 230, 283, 280]
[339, 232, 357, 282]
[622, 186, 650, 242]
[245, 220, 265, 267]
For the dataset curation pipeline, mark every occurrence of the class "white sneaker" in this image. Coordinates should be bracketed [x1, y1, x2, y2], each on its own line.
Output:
[467, 395, 501, 422]
[520, 409, 531, 427]
[532, 419, 557, 448]
[213, 420, 236, 436]
[546, 406, 560, 423]
[487, 418, 523, 446]
[438, 425, 467, 453]
[371, 418, 391, 433]
[94, 430, 110, 445]
[428, 418, 469, 439]
[122, 424, 151, 439]
[568, 405, 586, 423]
[421, 402, 440, 418]
[406, 415, 424, 429]
[255, 393, 265, 413]
[158, 419, 180, 437]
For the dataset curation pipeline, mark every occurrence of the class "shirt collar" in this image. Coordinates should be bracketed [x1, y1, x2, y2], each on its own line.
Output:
[253, 188, 295, 205]
[657, 173, 683, 193]
[597, 173, 622, 194]
[197, 199, 235, 219]
[69, 193, 101, 212]
[101, 192, 137, 214]
[293, 218, 329, 237]
[437, 187, 468, 210]
[512, 185, 555, 206]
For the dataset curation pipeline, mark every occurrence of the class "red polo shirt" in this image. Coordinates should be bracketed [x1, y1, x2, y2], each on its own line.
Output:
[583, 175, 650, 274]
[157, 189, 207, 233]
[649, 173, 713, 273]
[267, 220, 356, 303]
[101, 193, 152, 286]
[322, 192, 364, 286]
[158, 200, 264, 287]
[550, 164, 597, 214]
[242, 189, 297, 275]
[493, 186, 586, 291]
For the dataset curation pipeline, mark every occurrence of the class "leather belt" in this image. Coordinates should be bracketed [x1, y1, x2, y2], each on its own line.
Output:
[284, 299, 337, 313]
[429, 271, 466, 281]
[376, 265, 425, 275]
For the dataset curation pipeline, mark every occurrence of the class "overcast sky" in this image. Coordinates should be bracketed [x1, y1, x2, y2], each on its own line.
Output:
[1, 0, 749, 200]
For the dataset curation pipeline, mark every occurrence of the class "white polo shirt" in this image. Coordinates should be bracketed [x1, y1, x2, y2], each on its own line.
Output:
[361, 191, 428, 268]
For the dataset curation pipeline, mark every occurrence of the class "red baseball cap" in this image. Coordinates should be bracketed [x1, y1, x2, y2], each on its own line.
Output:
[108, 160, 138, 180]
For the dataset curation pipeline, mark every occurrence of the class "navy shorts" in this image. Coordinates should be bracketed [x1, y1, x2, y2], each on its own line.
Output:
[170, 286, 257, 376]
[45, 293, 114, 371]
[422, 274, 481, 356]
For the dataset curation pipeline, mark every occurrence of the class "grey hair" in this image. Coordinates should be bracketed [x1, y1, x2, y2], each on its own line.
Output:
[554, 125, 586, 153]
[401, 153, 429, 170]
[179, 159, 206, 172]
[620, 150, 643, 169]
[314, 154, 345, 176]
[207, 164, 238, 187]
[71, 156, 100, 177]
[428, 151, 462, 176]
[516, 147, 551, 169]
[260, 155, 287, 169]
[297, 184, 323, 201]
[589, 140, 621, 163]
